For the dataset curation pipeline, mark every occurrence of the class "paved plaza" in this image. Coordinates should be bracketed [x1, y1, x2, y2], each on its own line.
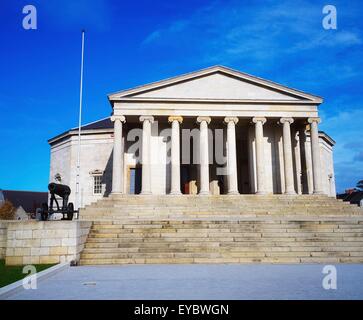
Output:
[4, 264, 363, 300]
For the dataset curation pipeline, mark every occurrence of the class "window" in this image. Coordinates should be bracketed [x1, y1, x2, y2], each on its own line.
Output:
[93, 175, 103, 194]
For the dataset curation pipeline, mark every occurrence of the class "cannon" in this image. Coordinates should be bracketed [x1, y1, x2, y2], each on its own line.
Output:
[40, 183, 76, 221]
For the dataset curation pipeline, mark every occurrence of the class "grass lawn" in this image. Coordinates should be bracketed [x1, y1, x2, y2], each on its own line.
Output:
[0, 260, 55, 288]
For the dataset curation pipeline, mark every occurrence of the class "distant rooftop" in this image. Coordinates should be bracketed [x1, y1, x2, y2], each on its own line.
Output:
[0, 190, 48, 213]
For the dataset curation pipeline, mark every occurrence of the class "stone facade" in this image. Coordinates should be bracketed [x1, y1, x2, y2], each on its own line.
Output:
[49, 129, 114, 208]
[0, 221, 7, 259]
[1, 220, 91, 265]
[48, 66, 336, 208]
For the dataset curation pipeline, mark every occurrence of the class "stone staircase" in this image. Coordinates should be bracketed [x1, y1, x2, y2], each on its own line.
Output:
[79, 195, 363, 265]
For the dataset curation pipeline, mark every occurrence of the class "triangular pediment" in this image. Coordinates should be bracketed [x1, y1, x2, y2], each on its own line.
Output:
[108, 66, 322, 103]
[130, 72, 301, 100]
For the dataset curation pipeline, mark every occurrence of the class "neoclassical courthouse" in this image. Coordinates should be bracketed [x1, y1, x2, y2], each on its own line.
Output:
[49, 66, 336, 207]
[5, 67, 363, 267]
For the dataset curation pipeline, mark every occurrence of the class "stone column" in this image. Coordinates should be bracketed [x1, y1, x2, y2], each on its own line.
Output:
[280, 117, 296, 195]
[293, 130, 302, 195]
[224, 117, 239, 195]
[308, 117, 323, 194]
[299, 126, 311, 194]
[111, 115, 126, 194]
[168, 116, 183, 195]
[252, 117, 267, 194]
[197, 116, 211, 195]
[139, 116, 154, 195]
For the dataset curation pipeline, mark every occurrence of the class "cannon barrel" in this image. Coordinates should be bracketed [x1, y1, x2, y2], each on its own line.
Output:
[48, 183, 71, 197]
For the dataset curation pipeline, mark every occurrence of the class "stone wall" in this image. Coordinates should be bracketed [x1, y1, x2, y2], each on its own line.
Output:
[2, 220, 92, 265]
[0, 221, 7, 259]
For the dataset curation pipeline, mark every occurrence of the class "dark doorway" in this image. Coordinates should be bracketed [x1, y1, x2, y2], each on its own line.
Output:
[181, 165, 190, 194]
[237, 128, 251, 194]
[129, 167, 142, 194]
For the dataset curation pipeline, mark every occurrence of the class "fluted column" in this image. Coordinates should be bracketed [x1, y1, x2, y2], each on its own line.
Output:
[252, 117, 267, 194]
[197, 116, 211, 195]
[280, 117, 296, 195]
[224, 117, 239, 195]
[139, 116, 154, 195]
[308, 117, 323, 194]
[293, 129, 302, 195]
[168, 116, 183, 195]
[298, 127, 310, 194]
[111, 115, 126, 194]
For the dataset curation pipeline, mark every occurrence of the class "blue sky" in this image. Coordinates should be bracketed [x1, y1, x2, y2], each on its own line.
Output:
[0, 0, 362, 193]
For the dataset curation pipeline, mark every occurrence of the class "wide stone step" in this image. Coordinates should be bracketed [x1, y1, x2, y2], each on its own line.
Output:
[89, 225, 363, 233]
[84, 239, 363, 247]
[82, 202, 356, 209]
[81, 214, 362, 221]
[89, 217, 363, 223]
[81, 250, 363, 260]
[82, 208, 358, 216]
[86, 195, 336, 202]
[82, 245, 363, 254]
[87, 230, 363, 238]
[82, 203, 354, 210]
[84, 204, 355, 211]
[79, 256, 363, 265]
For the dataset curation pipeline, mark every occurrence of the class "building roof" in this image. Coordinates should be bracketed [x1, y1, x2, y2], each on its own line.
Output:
[318, 131, 336, 146]
[0, 190, 48, 213]
[76, 117, 113, 130]
[48, 117, 113, 145]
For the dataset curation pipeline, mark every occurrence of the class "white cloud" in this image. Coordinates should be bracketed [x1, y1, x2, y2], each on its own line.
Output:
[142, 20, 190, 45]
[290, 31, 362, 52]
[143, 30, 162, 45]
[141, 0, 362, 69]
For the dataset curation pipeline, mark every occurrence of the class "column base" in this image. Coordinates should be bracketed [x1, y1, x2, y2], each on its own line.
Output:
[313, 190, 324, 195]
[284, 191, 296, 195]
[198, 191, 210, 196]
[255, 191, 267, 195]
[169, 191, 182, 195]
[140, 191, 152, 195]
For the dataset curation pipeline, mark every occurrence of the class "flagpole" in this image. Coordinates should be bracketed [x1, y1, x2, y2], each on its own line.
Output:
[75, 30, 85, 217]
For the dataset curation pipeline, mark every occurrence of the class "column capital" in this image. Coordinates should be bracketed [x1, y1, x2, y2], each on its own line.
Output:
[196, 116, 211, 124]
[111, 115, 126, 123]
[224, 117, 239, 125]
[139, 115, 154, 123]
[252, 117, 266, 125]
[307, 117, 321, 124]
[279, 117, 294, 125]
[168, 116, 183, 123]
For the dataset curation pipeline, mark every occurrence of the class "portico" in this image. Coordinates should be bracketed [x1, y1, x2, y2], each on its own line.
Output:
[110, 114, 325, 196]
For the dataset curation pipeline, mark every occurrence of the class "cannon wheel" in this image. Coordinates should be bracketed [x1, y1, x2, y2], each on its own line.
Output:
[40, 203, 49, 221]
[67, 202, 74, 220]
